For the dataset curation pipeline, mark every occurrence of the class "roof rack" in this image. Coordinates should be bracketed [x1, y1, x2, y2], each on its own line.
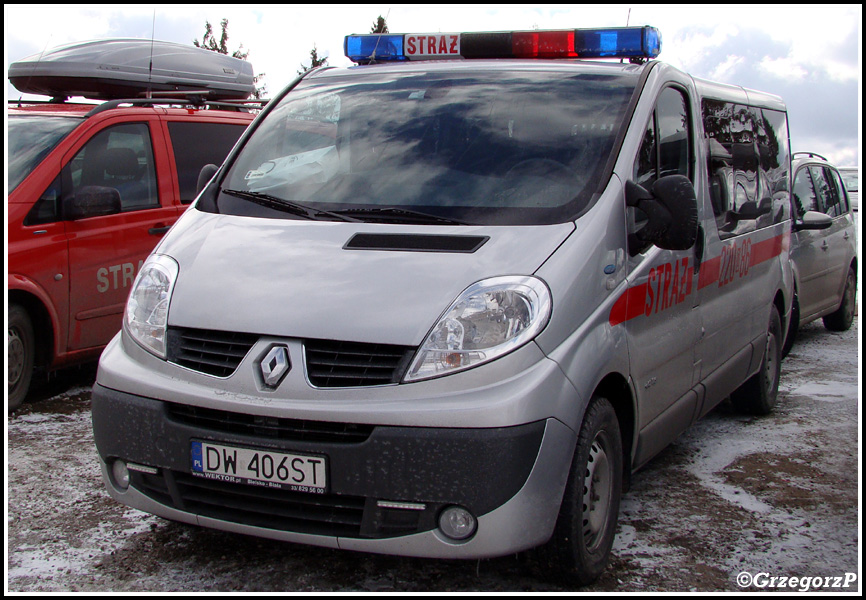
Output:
[793, 152, 829, 161]
[8, 96, 268, 115]
[84, 96, 268, 116]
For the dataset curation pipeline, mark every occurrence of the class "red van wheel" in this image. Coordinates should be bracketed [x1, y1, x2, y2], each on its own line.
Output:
[8, 305, 35, 412]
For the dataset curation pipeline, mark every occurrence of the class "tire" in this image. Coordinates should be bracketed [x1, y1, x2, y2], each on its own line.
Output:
[782, 292, 799, 358]
[538, 396, 623, 586]
[8, 304, 35, 412]
[822, 266, 856, 332]
[731, 305, 782, 415]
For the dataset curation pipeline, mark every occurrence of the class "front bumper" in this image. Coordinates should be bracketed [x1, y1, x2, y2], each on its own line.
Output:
[92, 384, 578, 558]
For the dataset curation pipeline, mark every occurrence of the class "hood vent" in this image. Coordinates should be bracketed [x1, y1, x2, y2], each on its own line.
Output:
[344, 233, 489, 253]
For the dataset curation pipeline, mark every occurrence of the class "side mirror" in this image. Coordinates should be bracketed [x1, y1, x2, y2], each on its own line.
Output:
[196, 164, 219, 195]
[793, 210, 833, 231]
[627, 175, 699, 255]
[64, 186, 121, 220]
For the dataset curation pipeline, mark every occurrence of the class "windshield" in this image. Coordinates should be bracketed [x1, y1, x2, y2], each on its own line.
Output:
[213, 68, 638, 225]
[8, 115, 81, 192]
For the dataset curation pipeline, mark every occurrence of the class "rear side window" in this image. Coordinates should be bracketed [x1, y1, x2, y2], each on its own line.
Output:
[702, 100, 789, 238]
[810, 166, 847, 217]
[830, 169, 850, 213]
[167, 122, 249, 204]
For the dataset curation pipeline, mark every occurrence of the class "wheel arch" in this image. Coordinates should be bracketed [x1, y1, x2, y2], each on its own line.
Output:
[9, 288, 57, 371]
[590, 372, 635, 492]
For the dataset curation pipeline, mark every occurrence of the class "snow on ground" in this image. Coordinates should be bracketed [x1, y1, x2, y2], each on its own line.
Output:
[6, 318, 860, 592]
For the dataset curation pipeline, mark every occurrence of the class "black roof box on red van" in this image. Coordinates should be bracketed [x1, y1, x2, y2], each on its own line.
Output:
[8, 38, 256, 101]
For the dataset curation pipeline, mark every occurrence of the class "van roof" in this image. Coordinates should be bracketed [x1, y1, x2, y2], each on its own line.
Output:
[692, 76, 786, 112]
[311, 57, 650, 79]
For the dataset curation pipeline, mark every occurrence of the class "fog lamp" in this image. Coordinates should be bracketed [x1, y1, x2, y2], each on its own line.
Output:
[111, 459, 130, 490]
[438, 506, 477, 541]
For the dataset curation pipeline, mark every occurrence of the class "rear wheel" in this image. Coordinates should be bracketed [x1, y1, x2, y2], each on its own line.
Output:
[823, 266, 856, 332]
[8, 304, 35, 412]
[731, 305, 782, 415]
[538, 396, 623, 585]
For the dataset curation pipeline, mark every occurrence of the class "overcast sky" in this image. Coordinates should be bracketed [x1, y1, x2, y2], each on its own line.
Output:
[5, 4, 862, 166]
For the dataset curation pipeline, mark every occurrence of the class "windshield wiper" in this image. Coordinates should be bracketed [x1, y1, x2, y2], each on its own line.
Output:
[329, 207, 470, 225]
[221, 189, 362, 223]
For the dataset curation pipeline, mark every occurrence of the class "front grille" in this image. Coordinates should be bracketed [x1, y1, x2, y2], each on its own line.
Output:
[133, 470, 366, 537]
[304, 340, 415, 388]
[167, 403, 374, 444]
[166, 327, 259, 377]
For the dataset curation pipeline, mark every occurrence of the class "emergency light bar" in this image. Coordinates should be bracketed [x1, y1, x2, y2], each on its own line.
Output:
[344, 26, 661, 63]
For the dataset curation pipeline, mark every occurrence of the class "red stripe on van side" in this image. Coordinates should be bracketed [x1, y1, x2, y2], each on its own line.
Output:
[698, 255, 721, 290]
[609, 282, 648, 326]
[609, 231, 787, 327]
[749, 233, 784, 267]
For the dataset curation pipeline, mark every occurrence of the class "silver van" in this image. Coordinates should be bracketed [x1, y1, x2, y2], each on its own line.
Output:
[92, 27, 793, 584]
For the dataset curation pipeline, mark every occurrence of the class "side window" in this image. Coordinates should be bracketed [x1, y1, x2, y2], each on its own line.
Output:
[65, 123, 159, 212]
[731, 105, 758, 210]
[829, 168, 849, 213]
[166, 122, 249, 204]
[702, 99, 772, 238]
[703, 99, 734, 224]
[634, 117, 656, 189]
[633, 87, 691, 189]
[792, 168, 817, 218]
[810, 166, 844, 217]
[809, 167, 833, 215]
[24, 174, 63, 226]
[756, 108, 790, 225]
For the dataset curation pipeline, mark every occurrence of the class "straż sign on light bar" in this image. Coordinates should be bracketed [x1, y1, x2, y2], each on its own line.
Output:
[344, 26, 662, 63]
[405, 34, 461, 59]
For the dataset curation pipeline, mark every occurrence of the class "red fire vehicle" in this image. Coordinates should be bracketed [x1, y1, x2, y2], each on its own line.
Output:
[8, 39, 260, 410]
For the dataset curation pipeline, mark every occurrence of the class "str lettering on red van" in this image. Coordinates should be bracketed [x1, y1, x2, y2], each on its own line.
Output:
[96, 261, 144, 293]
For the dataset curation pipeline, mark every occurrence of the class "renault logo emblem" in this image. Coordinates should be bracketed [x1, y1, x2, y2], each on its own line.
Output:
[260, 345, 291, 388]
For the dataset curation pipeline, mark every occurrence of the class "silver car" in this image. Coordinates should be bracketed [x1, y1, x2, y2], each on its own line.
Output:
[784, 153, 857, 355]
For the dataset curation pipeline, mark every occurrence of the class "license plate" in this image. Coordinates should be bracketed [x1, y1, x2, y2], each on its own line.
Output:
[191, 440, 327, 493]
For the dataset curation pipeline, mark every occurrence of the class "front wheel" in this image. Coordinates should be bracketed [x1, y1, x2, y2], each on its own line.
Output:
[8, 304, 35, 412]
[538, 396, 623, 585]
[731, 305, 782, 415]
[823, 266, 856, 332]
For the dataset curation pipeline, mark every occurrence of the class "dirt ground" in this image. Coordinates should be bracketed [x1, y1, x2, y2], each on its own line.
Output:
[6, 318, 860, 592]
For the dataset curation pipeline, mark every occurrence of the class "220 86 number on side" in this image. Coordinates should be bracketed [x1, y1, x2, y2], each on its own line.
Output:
[191, 440, 327, 493]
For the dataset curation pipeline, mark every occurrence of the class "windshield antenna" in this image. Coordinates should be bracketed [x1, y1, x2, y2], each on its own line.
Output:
[369, 7, 391, 63]
[147, 10, 156, 99]
[621, 8, 632, 64]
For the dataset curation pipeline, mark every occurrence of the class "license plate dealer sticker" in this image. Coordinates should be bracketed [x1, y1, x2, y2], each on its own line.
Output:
[191, 440, 327, 493]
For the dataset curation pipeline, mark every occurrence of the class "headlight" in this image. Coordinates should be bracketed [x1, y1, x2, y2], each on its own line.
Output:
[125, 254, 179, 358]
[405, 276, 551, 382]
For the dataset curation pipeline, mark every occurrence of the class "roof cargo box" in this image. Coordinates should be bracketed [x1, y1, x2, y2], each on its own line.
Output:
[8, 38, 256, 100]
